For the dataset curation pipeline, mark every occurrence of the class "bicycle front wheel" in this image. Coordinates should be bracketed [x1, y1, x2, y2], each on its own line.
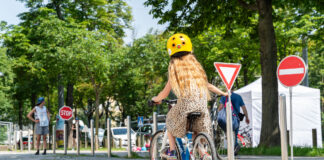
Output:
[150, 130, 181, 160]
[192, 132, 217, 160]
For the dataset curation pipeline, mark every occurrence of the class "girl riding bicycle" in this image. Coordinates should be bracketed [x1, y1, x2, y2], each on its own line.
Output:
[152, 33, 227, 160]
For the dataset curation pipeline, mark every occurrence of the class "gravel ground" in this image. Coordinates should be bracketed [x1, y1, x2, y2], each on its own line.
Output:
[1, 151, 324, 160]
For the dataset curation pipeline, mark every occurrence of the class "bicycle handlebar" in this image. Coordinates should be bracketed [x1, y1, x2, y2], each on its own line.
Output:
[148, 99, 177, 107]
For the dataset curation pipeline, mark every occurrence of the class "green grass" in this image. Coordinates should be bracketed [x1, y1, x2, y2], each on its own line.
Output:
[54, 147, 126, 151]
[237, 147, 324, 157]
[122, 152, 149, 159]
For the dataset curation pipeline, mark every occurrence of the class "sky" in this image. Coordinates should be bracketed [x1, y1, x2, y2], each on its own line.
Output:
[0, 0, 167, 44]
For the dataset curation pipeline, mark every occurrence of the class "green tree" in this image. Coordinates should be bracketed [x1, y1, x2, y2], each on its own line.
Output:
[144, 0, 322, 146]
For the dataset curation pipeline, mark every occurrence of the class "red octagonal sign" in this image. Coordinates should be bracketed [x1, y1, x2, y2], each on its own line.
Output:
[277, 55, 306, 87]
[59, 106, 73, 120]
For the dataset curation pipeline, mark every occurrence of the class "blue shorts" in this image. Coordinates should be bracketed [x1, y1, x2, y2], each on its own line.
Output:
[35, 123, 49, 135]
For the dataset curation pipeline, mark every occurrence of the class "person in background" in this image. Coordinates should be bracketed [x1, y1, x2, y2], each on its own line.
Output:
[218, 91, 250, 155]
[72, 117, 80, 150]
[27, 97, 50, 155]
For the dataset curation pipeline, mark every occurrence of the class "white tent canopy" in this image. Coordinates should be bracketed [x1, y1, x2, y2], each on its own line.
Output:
[235, 78, 322, 148]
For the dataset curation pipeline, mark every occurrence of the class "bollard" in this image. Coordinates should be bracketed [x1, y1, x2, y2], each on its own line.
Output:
[91, 119, 94, 156]
[279, 94, 288, 160]
[64, 123, 67, 155]
[77, 121, 80, 155]
[127, 116, 131, 158]
[107, 118, 111, 158]
[119, 138, 122, 148]
[312, 129, 317, 148]
[28, 127, 31, 152]
[14, 125, 17, 151]
[153, 112, 157, 134]
[9, 123, 12, 150]
[52, 125, 56, 154]
[85, 131, 88, 149]
[19, 130, 23, 152]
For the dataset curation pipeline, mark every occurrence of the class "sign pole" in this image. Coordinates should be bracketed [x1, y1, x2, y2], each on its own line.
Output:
[289, 87, 293, 160]
[226, 90, 234, 159]
[64, 123, 67, 155]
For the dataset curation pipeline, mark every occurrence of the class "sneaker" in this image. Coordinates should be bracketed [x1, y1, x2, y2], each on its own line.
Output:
[159, 148, 170, 158]
[167, 150, 177, 160]
[234, 145, 241, 156]
[35, 150, 39, 155]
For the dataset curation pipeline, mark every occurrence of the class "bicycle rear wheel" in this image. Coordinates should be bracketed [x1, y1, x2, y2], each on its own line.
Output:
[150, 130, 181, 160]
[192, 132, 217, 160]
[214, 126, 226, 160]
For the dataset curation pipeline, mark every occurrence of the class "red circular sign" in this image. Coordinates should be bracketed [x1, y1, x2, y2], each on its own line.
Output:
[59, 106, 73, 120]
[277, 55, 306, 87]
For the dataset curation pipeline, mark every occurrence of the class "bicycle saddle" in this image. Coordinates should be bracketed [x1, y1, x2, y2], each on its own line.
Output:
[187, 112, 201, 119]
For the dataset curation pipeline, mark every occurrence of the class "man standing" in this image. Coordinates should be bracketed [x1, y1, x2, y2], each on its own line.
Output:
[27, 97, 50, 155]
[218, 92, 250, 155]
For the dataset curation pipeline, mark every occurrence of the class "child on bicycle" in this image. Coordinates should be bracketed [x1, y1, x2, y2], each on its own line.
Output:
[152, 33, 227, 160]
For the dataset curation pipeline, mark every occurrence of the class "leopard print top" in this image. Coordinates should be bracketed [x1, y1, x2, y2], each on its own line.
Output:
[166, 87, 212, 138]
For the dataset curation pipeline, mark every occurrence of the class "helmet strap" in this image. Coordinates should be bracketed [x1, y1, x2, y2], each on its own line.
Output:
[171, 51, 190, 58]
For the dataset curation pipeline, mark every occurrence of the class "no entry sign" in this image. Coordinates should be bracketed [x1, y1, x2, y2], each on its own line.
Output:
[277, 55, 306, 87]
[59, 106, 73, 120]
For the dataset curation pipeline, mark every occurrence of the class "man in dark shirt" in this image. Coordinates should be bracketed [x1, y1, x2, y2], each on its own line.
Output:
[219, 92, 250, 155]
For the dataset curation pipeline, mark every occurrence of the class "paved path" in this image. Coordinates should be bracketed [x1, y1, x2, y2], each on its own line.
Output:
[1, 151, 324, 160]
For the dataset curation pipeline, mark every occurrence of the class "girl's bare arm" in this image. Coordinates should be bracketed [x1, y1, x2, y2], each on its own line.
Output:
[152, 80, 172, 103]
[207, 83, 227, 96]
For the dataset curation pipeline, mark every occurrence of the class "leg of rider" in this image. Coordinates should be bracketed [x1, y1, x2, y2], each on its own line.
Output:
[167, 131, 176, 151]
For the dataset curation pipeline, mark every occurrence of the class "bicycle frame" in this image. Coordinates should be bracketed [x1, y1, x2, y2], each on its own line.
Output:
[158, 129, 194, 160]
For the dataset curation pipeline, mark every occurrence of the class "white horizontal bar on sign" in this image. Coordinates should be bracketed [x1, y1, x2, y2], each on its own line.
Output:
[279, 68, 304, 75]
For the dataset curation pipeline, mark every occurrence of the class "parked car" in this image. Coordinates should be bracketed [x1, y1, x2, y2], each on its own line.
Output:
[137, 123, 166, 137]
[17, 137, 32, 149]
[111, 127, 136, 147]
[87, 128, 105, 146]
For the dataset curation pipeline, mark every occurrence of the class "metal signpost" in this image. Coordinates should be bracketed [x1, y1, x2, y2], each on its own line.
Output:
[59, 106, 73, 155]
[214, 62, 241, 160]
[277, 55, 306, 160]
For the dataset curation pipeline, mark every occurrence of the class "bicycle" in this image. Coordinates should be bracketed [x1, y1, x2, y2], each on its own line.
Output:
[210, 95, 252, 159]
[210, 95, 227, 160]
[149, 99, 217, 160]
[237, 125, 252, 148]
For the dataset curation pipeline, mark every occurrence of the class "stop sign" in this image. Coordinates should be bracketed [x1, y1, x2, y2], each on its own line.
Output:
[277, 55, 306, 87]
[59, 106, 73, 120]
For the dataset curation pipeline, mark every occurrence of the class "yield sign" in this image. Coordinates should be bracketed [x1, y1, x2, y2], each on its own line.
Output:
[214, 62, 241, 90]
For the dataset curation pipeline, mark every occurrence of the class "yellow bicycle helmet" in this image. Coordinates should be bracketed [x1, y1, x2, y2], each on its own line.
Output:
[167, 33, 192, 57]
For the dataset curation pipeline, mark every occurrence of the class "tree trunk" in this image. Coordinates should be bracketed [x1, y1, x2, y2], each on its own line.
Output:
[94, 89, 101, 150]
[18, 100, 23, 130]
[66, 83, 74, 148]
[257, 0, 280, 147]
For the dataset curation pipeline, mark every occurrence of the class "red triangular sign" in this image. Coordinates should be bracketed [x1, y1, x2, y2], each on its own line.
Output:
[214, 62, 241, 90]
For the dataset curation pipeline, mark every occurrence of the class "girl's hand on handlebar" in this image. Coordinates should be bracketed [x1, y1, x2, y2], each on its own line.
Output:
[152, 96, 162, 105]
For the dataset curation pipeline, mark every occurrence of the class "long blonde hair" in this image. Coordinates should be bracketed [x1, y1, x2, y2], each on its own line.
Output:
[168, 53, 210, 100]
